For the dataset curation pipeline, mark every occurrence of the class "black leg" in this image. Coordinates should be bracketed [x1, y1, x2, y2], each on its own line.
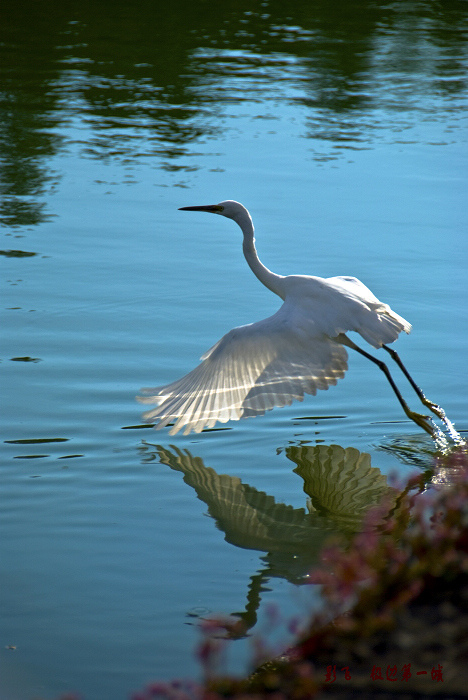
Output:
[382, 345, 445, 419]
[382, 344, 464, 443]
[339, 336, 437, 438]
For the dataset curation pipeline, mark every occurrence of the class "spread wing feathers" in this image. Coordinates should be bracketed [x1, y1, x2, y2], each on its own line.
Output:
[325, 276, 412, 347]
[138, 308, 348, 435]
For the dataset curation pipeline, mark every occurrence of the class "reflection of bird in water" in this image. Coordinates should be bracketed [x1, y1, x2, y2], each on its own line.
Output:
[146, 442, 396, 635]
[139, 200, 453, 440]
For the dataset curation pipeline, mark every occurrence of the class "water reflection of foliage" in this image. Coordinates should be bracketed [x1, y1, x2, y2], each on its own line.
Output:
[1, 0, 467, 224]
[0, 84, 62, 226]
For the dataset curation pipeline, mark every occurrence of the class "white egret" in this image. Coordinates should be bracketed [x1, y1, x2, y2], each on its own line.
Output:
[138, 200, 448, 438]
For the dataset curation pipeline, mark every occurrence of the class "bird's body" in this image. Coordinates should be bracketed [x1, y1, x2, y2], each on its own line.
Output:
[139, 200, 444, 438]
[268, 273, 411, 347]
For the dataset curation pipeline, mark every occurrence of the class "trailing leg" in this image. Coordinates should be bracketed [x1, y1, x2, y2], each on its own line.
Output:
[382, 344, 463, 443]
[338, 336, 437, 438]
[382, 345, 445, 419]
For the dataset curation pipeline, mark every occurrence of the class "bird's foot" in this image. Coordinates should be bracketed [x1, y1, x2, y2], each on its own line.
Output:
[405, 409, 438, 438]
[421, 397, 446, 420]
[405, 409, 453, 448]
[419, 399, 465, 445]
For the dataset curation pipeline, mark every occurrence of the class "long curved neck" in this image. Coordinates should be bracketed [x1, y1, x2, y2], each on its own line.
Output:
[234, 209, 285, 299]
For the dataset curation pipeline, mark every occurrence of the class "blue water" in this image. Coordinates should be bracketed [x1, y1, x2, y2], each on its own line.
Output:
[1, 3, 467, 698]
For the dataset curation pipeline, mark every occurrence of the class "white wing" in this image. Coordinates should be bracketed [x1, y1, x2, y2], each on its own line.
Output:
[280, 275, 411, 348]
[324, 276, 411, 346]
[138, 303, 348, 435]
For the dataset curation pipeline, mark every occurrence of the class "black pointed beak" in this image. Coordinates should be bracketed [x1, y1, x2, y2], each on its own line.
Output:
[179, 205, 222, 213]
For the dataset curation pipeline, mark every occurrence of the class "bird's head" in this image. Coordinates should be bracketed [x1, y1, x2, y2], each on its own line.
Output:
[179, 200, 250, 225]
